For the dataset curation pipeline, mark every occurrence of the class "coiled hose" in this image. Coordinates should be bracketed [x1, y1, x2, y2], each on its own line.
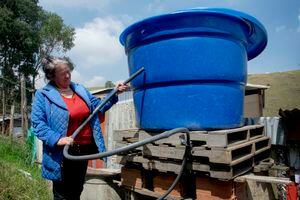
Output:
[63, 67, 191, 199]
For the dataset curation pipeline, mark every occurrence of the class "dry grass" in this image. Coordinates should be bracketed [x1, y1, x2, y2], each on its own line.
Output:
[248, 70, 300, 116]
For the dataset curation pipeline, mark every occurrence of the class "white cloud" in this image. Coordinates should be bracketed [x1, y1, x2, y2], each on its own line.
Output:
[69, 17, 125, 68]
[71, 69, 85, 85]
[34, 71, 46, 89]
[39, 0, 110, 11]
[275, 25, 286, 32]
[85, 76, 105, 87]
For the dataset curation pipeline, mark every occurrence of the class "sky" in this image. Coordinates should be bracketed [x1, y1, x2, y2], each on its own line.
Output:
[37, 0, 300, 88]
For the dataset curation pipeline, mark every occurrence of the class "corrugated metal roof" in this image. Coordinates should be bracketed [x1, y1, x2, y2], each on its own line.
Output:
[246, 83, 270, 90]
[90, 88, 113, 95]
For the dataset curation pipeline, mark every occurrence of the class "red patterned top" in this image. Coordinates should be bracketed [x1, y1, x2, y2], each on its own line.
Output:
[62, 93, 93, 145]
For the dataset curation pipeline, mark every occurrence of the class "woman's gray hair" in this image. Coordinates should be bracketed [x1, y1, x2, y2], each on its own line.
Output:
[42, 56, 74, 81]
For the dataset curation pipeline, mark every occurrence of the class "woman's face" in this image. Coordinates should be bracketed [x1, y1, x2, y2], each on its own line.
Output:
[53, 63, 71, 89]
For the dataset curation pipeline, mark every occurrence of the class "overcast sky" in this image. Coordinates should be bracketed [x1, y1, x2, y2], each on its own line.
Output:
[37, 0, 300, 88]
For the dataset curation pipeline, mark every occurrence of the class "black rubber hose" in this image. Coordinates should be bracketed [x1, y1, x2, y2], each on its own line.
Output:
[63, 127, 189, 161]
[157, 130, 191, 200]
[63, 67, 144, 158]
[61, 65, 191, 200]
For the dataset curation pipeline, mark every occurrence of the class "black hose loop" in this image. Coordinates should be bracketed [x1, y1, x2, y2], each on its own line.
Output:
[157, 130, 191, 200]
[63, 127, 189, 161]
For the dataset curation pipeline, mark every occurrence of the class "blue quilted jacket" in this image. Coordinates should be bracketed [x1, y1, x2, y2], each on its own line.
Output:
[31, 82, 118, 181]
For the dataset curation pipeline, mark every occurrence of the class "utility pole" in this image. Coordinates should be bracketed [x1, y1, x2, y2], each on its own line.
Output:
[21, 74, 28, 138]
[2, 86, 5, 135]
[9, 102, 15, 142]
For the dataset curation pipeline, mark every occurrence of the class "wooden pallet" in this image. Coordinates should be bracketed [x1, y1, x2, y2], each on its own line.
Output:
[117, 155, 184, 174]
[192, 157, 254, 180]
[142, 136, 270, 165]
[117, 145, 271, 180]
[113, 124, 265, 148]
[114, 129, 140, 143]
[192, 147, 271, 179]
[192, 136, 271, 165]
[115, 125, 269, 180]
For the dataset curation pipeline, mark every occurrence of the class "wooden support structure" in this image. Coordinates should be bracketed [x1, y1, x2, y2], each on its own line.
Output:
[114, 125, 297, 199]
[21, 74, 28, 138]
[235, 174, 292, 184]
[9, 102, 15, 140]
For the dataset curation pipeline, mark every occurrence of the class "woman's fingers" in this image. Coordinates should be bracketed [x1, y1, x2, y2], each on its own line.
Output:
[57, 137, 74, 146]
[117, 83, 130, 93]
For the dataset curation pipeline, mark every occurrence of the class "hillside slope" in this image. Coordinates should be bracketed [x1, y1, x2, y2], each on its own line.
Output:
[248, 70, 300, 116]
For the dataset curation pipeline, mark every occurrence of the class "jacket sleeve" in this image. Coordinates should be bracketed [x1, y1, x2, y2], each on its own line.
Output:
[85, 88, 118, 114]
[31, 90, 61, 148]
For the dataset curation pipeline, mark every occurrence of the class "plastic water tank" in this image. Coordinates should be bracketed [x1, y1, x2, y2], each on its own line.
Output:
[120, 8, 267, 130]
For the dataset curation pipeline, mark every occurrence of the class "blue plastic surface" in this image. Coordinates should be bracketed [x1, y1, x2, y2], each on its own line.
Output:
[120, 8, 268, 130]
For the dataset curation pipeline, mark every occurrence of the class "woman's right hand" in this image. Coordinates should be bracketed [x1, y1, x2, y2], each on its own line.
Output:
[57, 137, 74, 146]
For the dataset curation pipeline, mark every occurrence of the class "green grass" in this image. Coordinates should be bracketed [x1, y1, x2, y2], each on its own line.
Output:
[248, 70, 300, 116]
[0, 136, 52, 200]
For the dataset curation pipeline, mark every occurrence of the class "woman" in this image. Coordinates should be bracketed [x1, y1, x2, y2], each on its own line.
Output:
[31, 56, 128, 200]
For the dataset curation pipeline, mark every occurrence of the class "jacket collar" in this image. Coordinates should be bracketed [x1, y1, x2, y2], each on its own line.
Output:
[41, 82, 91, 110]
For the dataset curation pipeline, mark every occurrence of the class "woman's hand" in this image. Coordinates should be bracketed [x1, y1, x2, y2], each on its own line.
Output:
[116, 83, 130, 94]
[57, 137, 74, 146]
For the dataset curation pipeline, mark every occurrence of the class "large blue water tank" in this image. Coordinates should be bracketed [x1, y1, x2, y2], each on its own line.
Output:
[120, 8, 267, 130]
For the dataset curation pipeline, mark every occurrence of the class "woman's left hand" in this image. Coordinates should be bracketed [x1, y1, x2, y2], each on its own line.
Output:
[116, 83, 130, 94]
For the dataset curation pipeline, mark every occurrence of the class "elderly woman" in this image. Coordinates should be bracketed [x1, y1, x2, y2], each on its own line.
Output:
[31, 56, 128, 200]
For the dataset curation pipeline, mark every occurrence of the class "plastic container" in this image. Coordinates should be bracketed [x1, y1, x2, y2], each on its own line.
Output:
[120, 8, 267, 130]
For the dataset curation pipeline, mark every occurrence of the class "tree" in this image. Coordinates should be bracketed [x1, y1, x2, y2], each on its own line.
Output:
[105, 81, 115, 88]
[0, 0, 41, 136]
[32, 11, 75, 90]
[0, 0, 40, 100]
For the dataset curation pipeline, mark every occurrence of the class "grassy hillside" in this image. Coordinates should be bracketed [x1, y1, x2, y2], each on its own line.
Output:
[248, 70, 300, 116]
[0, 136, 51, 199]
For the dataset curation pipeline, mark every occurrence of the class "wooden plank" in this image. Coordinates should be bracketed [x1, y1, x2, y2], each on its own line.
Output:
[244, 94, 262, 118]
[117, 155, 184, 174]
[121, 186, 183, 200]
[191, 163, 211, 173]
[105, 101, 138, 169]
[115, 142, 143, 152]
[113, 129, 139, 142]
[235, 174, 292, 184]
[143, 144, 186, 160]
[139, 130, 192, 146]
